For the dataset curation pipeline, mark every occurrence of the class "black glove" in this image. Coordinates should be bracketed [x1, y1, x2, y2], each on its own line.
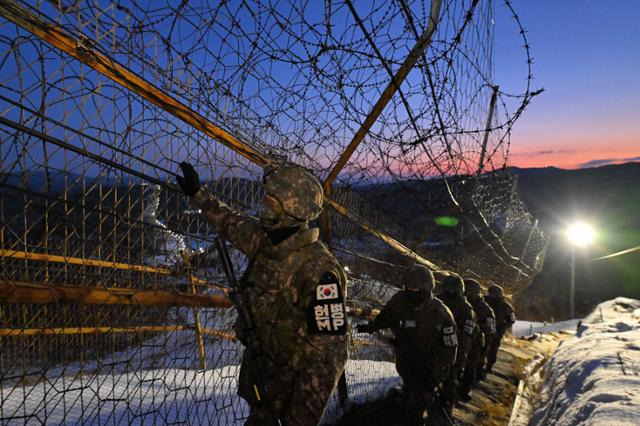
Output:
[176, 161, 201, 197]
[356, 323, 373, 334]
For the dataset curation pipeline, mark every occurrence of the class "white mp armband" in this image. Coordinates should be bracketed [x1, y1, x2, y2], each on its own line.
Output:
[486, 317, 496, 334]
[307, 272, 347, 335]
[442, 326, 458, 347]
[463, 319, 475, 335]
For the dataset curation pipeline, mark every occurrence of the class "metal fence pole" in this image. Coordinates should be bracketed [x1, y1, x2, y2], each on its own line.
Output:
[478, 85, 500, 174]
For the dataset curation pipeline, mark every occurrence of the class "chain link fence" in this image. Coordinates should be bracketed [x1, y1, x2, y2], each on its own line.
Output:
[0, 0, 544, 423]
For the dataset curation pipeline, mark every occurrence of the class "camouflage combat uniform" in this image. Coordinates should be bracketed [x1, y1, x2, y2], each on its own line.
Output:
[359, 272, 457, 426]
[177, 161, 349, 426]
[193, 190, 348, 425]
[460, 281, 495, 393]
[483, 286, 515, 373]
[437, 287, 476, 411]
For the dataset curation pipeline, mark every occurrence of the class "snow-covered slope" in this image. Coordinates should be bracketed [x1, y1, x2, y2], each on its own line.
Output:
[1, 353, 397, 425]
[512, 319, 580, 338]
[530, 297, 640, 426]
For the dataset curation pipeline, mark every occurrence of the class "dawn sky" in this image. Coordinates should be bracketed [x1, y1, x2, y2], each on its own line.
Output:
[494, 0, 640, 169]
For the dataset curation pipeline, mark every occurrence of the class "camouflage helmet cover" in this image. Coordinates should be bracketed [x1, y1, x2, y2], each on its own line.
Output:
[463, 278, 482, 296]
[443, 274, 465, 295]
[264, 164, 324, 221]
[403, 264, 435, 292]
[487, 283, 504, 298]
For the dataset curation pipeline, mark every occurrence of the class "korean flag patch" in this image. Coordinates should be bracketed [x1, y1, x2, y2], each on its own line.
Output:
[317, 283, 339, 300]
[307, 272, 347, 335]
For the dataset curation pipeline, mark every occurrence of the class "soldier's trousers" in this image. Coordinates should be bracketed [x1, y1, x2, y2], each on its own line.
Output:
[440, 358, 466, 413]
[461, 332, 484, 394]
[461, 350, 482, 394]
[238, 356, 295, 426]
[486, 332, 504, 371]
[478, 333, 494, 378]
[402, 379, 435, 426]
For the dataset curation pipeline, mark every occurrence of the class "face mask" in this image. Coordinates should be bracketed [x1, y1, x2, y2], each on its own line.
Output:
[406, 289, 425, 304]
[265, 226, 300, 245]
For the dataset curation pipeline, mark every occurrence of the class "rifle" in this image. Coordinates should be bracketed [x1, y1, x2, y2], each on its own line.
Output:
[215, 237, 284, 426]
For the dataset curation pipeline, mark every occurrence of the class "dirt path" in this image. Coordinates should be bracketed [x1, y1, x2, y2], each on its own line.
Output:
[454, 331, 571, 426]
[332, 331, 571, 426]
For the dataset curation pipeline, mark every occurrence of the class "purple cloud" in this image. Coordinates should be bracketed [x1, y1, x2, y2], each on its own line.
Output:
[578, 156, 640, 169]
[511, 149, 574, 157]
[536, 149, 573, 155]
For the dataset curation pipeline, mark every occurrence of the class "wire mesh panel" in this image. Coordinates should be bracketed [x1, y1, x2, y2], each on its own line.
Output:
[0, 0, 543, 424]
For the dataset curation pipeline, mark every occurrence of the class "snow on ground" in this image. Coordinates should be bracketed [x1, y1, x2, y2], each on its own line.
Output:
[1, 331, 398, 426]
[512, 319, 580, 338]
[530, 297, 640, 426]
[322, 360, 400, 424]
[1, 366, 246, 425]
[1, 271, 402, 425]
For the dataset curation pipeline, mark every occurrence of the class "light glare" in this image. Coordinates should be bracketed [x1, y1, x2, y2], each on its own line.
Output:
[567, 222, 595, 247]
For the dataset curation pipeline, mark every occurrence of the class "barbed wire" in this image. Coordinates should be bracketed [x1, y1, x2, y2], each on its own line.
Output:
[0, 0, 545, 423]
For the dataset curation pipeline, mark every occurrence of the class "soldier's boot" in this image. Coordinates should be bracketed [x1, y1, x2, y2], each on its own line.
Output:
[404, 385, 433, 426]
[425, 399, 452, 426]
[403, 400, 428, 426]
[477, 366, 487, 381]
[441, 378, 458, 415]
[460, 364, 475, 399]
[458, 379, 472, 402]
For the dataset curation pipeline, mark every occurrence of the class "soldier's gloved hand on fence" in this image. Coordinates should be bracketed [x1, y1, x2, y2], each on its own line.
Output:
[176, 161, 201, 197]
[356, 323, 374, 334]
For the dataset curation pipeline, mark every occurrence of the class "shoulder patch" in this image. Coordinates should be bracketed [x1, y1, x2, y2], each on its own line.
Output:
[463, 318, 476, 335]
[307, 272, 347, 335]
[486, 317, 497, 334]
[442, 325, 458, 347]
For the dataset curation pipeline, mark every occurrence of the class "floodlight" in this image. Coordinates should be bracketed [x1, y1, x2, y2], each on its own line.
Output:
[567, 222, 595, 247]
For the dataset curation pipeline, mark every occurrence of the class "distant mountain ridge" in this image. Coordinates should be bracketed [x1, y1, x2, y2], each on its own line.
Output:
[507, 162, 640, 230]
[509, 162, 640, 320]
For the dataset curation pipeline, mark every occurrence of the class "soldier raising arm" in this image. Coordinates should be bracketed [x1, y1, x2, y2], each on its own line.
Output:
[177, 162, 349, 426]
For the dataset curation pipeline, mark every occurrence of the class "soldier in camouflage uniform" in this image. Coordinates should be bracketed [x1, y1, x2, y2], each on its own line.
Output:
[357, 264, 457, 425]
[436, 274, 476, 413]
[177, 162, 348, 426]
[460, 278, 495, 397]
[483, 284, 515, 374]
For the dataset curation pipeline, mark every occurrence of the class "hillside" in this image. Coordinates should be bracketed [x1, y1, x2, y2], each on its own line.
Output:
[511, 163, 640, 320]
[354, 163, 640, 320]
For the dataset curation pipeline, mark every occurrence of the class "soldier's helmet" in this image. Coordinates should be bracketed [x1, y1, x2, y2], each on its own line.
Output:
[403, 264, 435, 292]
[443, 274, 465, 295]
[263, 164, 324, 221]
[487, 283, 504, 298]
[463, 278, 483, 297]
